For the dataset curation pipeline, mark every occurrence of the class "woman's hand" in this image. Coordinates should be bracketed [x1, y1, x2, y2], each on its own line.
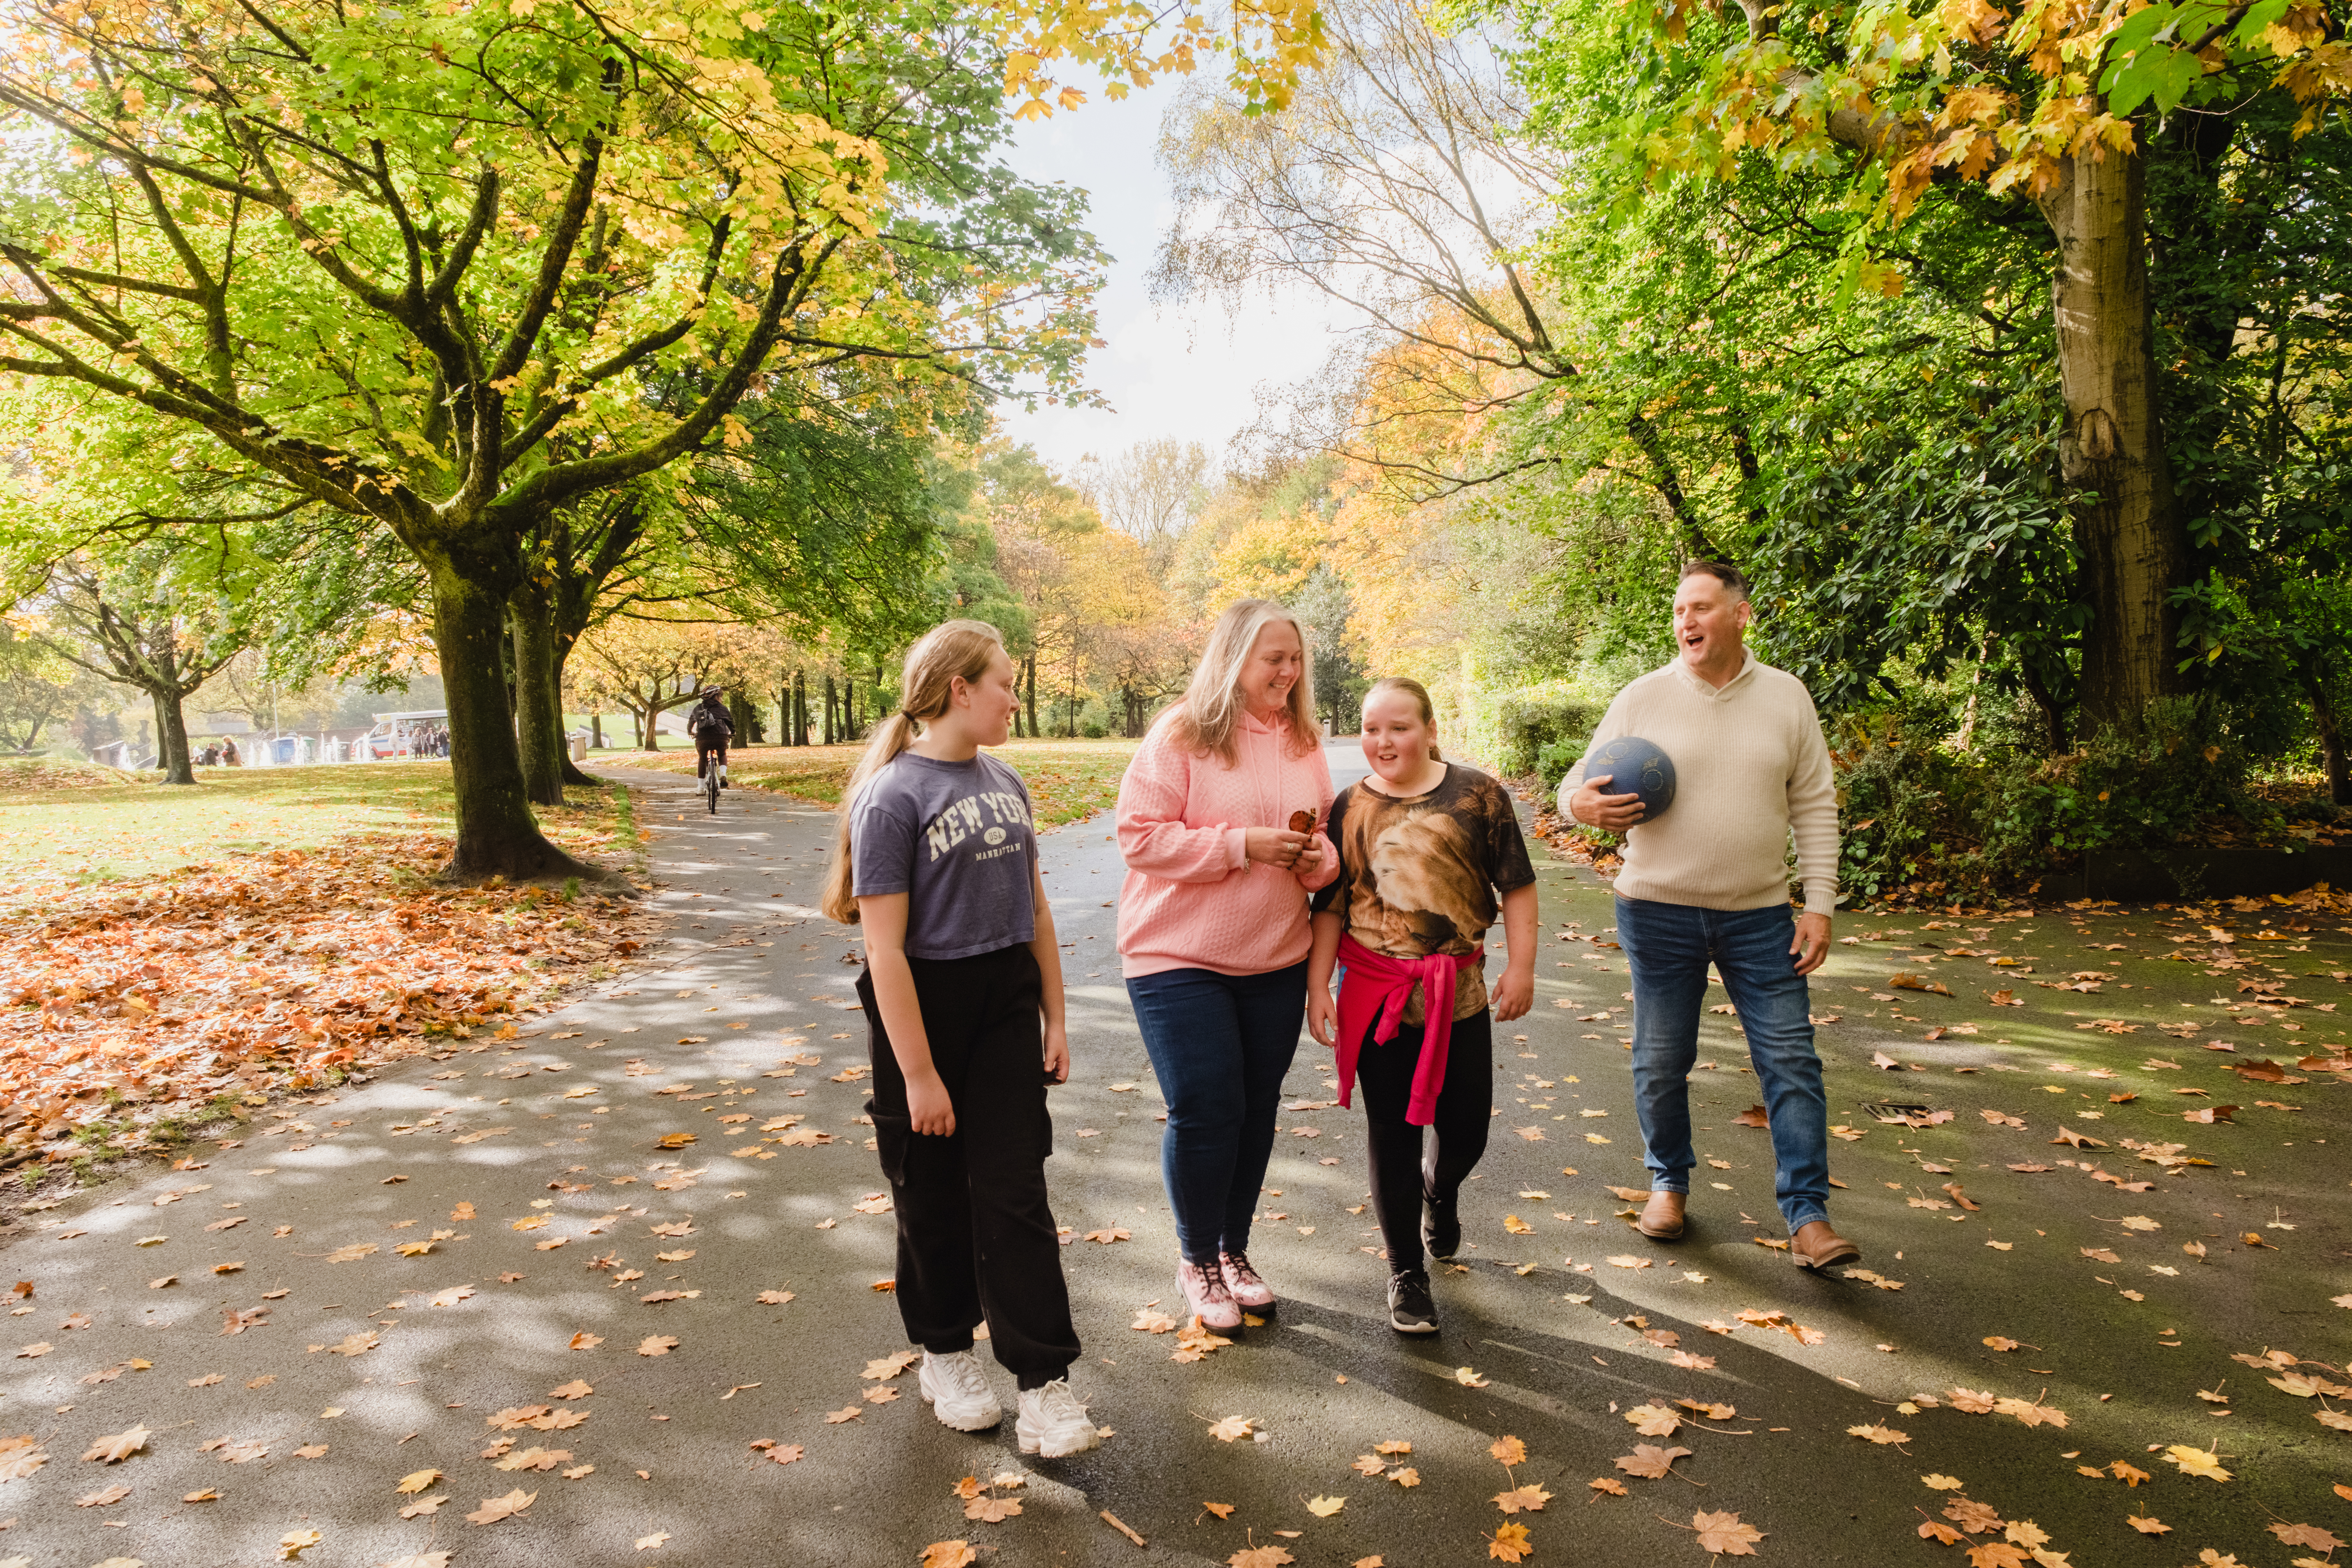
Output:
[1307, 984, 1338, 1048]
[1042, 1018, 1069, 1084]
[1491, 961, 1534, 1023]
[905, 1068, 957, 1137]
[1244, 826, 1309, 867]
[1290, 834, 1329, 880]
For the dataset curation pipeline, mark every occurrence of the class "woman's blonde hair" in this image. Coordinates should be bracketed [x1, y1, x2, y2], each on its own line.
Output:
[1167, 597, 1318, 764]
[821, 619, 1008, 925]
[1364, 676, 1443, 761]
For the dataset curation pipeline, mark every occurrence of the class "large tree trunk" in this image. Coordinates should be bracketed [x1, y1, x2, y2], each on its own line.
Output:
[425, 552, 588, 882]
[548, 638, 598, 788]
[147, 681, 196, 786]
[509, 576, 567, 807]
[2039, 147, 2187, 733]
[2306, 664, 2349, 807]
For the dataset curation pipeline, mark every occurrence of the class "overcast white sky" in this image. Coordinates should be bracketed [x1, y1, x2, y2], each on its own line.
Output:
[992, 81, 1348, 478]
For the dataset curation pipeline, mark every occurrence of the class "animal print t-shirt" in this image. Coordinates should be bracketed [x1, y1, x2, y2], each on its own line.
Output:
[1312, 763, 1536, 1024]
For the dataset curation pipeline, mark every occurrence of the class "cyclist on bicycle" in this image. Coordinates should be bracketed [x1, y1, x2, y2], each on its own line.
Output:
[688, 687, 733, 790]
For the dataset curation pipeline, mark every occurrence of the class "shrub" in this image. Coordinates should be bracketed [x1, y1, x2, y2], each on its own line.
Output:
[1464, 680, 1601, 780]
[1830, 696, 2281, 904]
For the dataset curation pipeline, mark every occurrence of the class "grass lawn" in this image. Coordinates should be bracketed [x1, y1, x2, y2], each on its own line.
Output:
[608, 737, 1142, 826]
[0, 761, 651, 1175]
[0, 759, 632, 897]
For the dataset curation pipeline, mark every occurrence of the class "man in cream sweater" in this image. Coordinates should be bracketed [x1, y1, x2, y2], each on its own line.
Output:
[1562, 560, 1859, 1270]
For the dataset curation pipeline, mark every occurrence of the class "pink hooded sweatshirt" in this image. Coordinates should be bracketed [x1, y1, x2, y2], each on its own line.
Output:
[1115, 708, 1339, 978]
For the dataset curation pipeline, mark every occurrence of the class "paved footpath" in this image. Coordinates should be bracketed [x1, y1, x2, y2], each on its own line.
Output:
[7, 752, 2347, 1567]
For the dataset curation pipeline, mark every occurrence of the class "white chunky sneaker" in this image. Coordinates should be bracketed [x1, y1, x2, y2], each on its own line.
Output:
[918, 1349, 1003, 1432]
[1015, 1378, 1101, 1458]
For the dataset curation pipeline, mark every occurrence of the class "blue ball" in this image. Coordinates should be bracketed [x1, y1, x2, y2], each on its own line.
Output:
[1582, 735, 1676, 822]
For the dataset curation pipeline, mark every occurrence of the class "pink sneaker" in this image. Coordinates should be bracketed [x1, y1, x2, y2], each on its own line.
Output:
[1176, 1259, 1241, 1331]
[1219, 1251, 1275, 1312]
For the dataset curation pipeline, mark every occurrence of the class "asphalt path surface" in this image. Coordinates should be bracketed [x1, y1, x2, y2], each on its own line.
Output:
[8, 747, 2348, 1567]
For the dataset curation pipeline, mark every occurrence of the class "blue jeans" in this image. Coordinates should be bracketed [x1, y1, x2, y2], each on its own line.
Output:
[1615, 896, 1830, 1233]
[1126, 963, 1308, 1264]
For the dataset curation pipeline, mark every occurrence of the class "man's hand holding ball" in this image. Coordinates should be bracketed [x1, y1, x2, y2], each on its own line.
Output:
[1570, 774, 1647, 832]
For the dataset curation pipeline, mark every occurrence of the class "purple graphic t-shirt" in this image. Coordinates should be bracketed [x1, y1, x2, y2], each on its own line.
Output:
[849, 751, 1038, 960]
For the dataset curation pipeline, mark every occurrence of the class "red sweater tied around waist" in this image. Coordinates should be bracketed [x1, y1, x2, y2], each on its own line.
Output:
[1332, 933, 1485, 1128]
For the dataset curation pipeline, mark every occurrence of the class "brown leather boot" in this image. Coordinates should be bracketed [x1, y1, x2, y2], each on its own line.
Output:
[1636, 1190, 1686, 1241]
[1790, 1220, 1861, 1270]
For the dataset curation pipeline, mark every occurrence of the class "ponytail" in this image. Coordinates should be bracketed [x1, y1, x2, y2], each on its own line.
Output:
[820, 620, 1009, 925]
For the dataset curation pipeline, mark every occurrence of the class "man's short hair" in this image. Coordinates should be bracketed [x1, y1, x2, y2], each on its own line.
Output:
[1678, 559, 1749, 599]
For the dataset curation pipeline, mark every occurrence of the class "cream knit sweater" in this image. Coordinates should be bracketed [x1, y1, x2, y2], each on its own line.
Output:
[1563, 652, 1839, 915]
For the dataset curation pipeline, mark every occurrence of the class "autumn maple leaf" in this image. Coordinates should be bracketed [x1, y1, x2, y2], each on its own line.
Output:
[1624, 1405, 1681, 1437]
[1613, 1444, 1692, 1479]
[1229, 1547, 1296, 1568]
[1962, 1544, 2029, 1568]
[1493, 1484, 1552, 1514]
[80, 1425, 150, 1463]
[1692, 1510, 1764, 1556]
[1488, 1522, 1534, 1562]
[919, 1545, 977, 1568]
[465, 1488, 536, 1526]
[2269, 1522, 2343, 1551]
[1489, 1435, 1528, 1466]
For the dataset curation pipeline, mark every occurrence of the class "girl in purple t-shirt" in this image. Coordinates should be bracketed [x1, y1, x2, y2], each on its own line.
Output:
[821, 620, 1099, 1460]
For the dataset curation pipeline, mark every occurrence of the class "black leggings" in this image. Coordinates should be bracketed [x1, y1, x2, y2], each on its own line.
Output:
[857, 944, 1080, 1390]
[696, 741, 727, 776]
[1357, 1007, 1493, 1272]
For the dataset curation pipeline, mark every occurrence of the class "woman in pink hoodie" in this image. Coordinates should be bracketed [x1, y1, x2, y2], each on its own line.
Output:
[1116, 598, 1338, 1328]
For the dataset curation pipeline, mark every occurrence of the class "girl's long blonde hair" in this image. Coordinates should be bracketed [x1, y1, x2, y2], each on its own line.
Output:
[821, 619, 1008, 925]
[1167, 597, 1318, 764]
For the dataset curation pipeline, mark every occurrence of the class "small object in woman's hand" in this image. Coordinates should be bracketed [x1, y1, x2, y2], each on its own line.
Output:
[1288, 810, 1316, 835]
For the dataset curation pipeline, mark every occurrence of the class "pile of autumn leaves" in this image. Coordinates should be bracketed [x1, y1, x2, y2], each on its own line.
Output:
[0, 833, 647, 1162]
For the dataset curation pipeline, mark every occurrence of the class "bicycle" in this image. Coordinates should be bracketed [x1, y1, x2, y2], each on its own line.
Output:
[701, 754, 721, 815]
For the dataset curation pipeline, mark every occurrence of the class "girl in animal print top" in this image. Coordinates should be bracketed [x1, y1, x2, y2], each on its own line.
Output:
[1307, 677, 1537, 1334]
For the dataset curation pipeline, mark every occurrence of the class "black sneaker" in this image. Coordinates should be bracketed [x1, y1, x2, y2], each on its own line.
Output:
[1388, 1268, 1437, 1334]
[1422, 1194, 1461, 1261]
